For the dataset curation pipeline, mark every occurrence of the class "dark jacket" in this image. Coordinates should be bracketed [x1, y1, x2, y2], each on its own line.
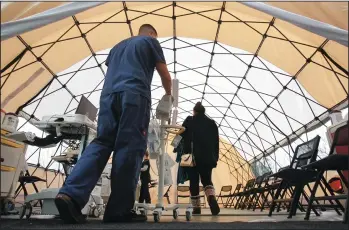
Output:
[173, 139, 189, 184]
[181, 114, 219, 168]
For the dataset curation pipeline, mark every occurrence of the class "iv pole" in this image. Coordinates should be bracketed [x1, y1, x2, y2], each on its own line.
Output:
[171, 76, 179, 204]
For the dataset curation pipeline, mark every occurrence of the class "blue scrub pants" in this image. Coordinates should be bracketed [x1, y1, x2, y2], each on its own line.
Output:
[59, 91, 150, 216]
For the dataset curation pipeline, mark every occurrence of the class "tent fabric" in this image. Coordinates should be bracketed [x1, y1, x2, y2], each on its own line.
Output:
[2, 2, 347, 30]
[1, 2, 348, 114]
[1, 2, 348, 185]
[2, 2, 348, 45]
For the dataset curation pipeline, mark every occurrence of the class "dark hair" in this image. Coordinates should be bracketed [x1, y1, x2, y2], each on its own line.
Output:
[194, 102, 205, 114]
[139, 24, 158, 36]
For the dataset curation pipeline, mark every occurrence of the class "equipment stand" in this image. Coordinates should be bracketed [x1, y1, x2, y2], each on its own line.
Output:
[135, 96, 193, 222]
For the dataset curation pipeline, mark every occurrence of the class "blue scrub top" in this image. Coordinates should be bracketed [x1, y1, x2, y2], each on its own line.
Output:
[102, 35, 166, 102]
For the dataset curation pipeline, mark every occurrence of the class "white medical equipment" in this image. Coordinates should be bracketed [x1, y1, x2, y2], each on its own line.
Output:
[1, 109, 6, 124]
[2, 113, 19, 133]
[1, 129, 27, 215]
[171, 135, 182, 148]
[162, 153, 176, 186]
[38, 114, 96, 129]
[135, 95, 193, 222]
[18, 114, 104, 219]
[171, 79, 179, 126]
[5, 132, 36, 143]
[101, 163, 112, 204]
[148, 119, 161, 160]
[19, 150, 103, 219]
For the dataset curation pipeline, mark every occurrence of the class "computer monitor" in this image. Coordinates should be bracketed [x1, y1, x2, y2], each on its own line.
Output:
[75, 95, 98, 122]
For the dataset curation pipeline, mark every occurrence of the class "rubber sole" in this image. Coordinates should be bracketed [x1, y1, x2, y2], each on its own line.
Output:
[54, 196, 86, 224]
[208, 197, 220, 216]
[193, 207, 201, 215]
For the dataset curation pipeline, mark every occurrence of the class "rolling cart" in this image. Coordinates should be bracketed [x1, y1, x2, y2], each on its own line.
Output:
[135, 95, 193, 222]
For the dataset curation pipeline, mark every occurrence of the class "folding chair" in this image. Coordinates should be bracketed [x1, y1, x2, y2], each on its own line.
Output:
[177, 185, 190, 204]
[304, 124, 348, 223]
[240, 176, 265, 210]
[234, 179, 255, 209]
[199, 186, 206, 207]
[259, 167, 289, 212]
[225, 184, 242, 208]
[216, 185, 232, 207]
[14, 170, 47, 207]
[176, 185, 206, 207]
[260, 167, 298, 213]
[268, 135, 321, 218]
[248, 171, 272, 211]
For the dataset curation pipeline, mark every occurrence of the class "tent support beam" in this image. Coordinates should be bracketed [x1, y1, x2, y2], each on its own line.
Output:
[240, 2, 348, 47]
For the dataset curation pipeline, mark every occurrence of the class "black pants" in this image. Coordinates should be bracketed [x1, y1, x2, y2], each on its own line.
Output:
[139, 180, 151, 203]
[187, 166, 213, 196]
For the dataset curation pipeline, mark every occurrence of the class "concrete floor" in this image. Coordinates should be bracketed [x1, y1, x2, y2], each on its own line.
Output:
[146, 208, 344, 223]
[1, 208, 344, 223]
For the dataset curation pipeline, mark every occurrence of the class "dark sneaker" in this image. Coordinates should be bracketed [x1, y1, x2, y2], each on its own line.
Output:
[208, 195, 220, 216]
[103, 210, 147, 223]
[54, 194, 86, 224]
[193, 207, 201, 215]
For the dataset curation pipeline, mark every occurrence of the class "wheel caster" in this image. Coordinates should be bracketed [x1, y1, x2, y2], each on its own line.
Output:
[185, 210, 192, 221]
[93, 208, 100, 218]
[154, 213, 160, 222]
[19, 203, 32, 220]
[89, 207, 94, 217]
[7, 200, 15, 212]
[19, 205, 26, 220]
[140, 209, 147, 216]
[173, 209, 179, 219]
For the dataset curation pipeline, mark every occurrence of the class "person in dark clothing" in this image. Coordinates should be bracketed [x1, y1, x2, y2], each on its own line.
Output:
[139, 151, 151, 204]
[54, 24, 172, 224]
[180, 102, 220, 215]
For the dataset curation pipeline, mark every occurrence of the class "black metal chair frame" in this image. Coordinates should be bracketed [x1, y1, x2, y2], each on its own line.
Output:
[176, 185, 206, 207]
[240, 175, 266, 210]
[304, 124, 348, 223]
[225, 183, 242, 208]
[247, 171, 272, 211]
[14, 170, 47, 208]
[234, 179, 256, 209]
[259, 166, 294, 212]
[267, 135, 323, 219]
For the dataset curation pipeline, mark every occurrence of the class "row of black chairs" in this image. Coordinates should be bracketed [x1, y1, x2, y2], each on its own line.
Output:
[216, 123, 348, 223]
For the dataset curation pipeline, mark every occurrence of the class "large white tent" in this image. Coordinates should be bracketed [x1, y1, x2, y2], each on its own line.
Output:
[1, 1, 348, 202]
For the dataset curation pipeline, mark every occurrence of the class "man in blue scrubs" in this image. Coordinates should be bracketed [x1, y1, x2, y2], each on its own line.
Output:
[55, 24, 172, 224]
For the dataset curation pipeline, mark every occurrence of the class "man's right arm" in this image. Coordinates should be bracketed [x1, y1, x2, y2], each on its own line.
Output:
[149, 38, 172, 95]
[156, 62, 172, 95]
